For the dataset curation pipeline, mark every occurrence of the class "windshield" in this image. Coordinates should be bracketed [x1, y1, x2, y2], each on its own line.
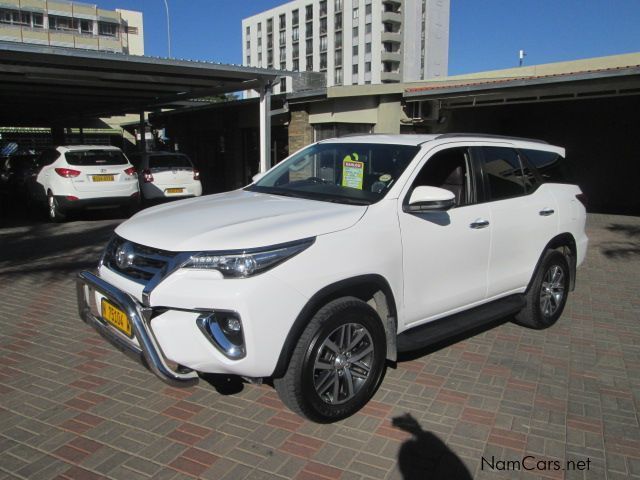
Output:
[247, 142, 420, 205]
[149, 154, 193, 169]
[65, 150, 128, 166]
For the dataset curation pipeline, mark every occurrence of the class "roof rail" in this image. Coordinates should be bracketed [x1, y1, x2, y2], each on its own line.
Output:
[435, 133, 549, 144]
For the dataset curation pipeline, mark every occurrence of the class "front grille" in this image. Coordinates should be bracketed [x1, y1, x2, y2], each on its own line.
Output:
[104, 235, 178, 284]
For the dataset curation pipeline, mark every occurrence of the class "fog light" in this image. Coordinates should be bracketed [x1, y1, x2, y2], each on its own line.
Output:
[196, 312, 245, 359]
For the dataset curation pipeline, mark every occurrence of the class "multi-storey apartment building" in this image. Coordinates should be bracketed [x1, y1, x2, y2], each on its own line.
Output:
[242, 0, 449, 93]
[0, 0, 143, 55]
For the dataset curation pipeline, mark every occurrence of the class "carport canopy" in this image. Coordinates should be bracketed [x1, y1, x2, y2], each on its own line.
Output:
[0, 41, 286, 170]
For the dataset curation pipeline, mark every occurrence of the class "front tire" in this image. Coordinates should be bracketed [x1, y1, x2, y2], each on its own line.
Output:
[514, 250, 570, 329]
[274, 297, 387, 423]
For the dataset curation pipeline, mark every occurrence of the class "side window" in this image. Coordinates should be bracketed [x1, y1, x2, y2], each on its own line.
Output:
[409, 147, 473, 207]
[521, 149, 570, 184]
[482, 147, 526, 201]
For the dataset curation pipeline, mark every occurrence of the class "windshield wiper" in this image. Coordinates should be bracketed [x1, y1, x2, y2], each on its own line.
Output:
[325, 197, 371, 206]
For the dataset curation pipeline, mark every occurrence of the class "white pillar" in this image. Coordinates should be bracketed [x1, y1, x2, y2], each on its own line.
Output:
[259, 83, 272, 173]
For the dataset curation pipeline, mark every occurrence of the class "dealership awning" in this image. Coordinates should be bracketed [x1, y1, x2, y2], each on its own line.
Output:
[0, 41, 298, 169]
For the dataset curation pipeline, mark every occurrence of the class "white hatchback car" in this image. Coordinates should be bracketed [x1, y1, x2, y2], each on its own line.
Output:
[77, 134, 588, 422]
[30, 145, 139, 221]
[128, 151, 202, 202]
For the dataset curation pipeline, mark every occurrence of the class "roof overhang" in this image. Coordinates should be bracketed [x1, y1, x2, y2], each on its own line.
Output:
[403, 65, 640, 108]
[0, 41, 290, 126]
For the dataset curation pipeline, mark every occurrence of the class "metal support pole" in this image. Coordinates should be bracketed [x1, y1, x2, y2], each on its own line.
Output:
[259, 83, 272, 173]
[139, 111, 146, 153]
[163, 0, 172, 58]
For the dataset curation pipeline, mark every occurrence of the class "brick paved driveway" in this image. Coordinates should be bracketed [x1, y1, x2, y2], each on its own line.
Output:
[0, 212, 639, 480]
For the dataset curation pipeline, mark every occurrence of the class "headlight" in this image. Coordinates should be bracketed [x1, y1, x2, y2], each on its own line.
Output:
[182, 238, 315, 278]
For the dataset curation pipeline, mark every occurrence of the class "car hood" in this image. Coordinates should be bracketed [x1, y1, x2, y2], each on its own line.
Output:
[116, 189, 367, 251]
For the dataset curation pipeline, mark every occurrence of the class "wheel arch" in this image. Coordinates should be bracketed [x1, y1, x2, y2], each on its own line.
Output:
[271, 274, 398, 378]
[530, 233, 577, 292]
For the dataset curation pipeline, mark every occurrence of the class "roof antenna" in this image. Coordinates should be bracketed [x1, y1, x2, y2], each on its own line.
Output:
[519, 49, 527, 67]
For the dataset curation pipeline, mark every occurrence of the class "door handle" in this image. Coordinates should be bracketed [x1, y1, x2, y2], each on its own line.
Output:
[539, 208, 555, 216]
[470, 219, 490, 229]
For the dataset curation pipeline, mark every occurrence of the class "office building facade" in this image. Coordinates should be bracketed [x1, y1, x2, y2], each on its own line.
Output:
[242, 0, 449, 93]
[0, 0, 143, 55]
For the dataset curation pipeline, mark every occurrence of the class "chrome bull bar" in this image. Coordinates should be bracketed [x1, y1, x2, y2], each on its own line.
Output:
[76, 271, 199, 387]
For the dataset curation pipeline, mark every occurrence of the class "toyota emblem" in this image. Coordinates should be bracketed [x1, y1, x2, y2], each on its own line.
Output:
[115, 242, 135, 269]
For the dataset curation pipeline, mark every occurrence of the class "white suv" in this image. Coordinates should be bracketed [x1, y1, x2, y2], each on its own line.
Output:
[77, 134, 588, 422]
[30, 145, 139, 221]
[128, 151, 202, 202]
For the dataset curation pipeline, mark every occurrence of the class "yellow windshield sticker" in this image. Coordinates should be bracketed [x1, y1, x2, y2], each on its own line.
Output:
[342, 153, 364, 190]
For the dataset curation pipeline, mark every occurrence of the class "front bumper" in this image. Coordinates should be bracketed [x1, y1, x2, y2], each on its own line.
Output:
[76, 270, 198, 387]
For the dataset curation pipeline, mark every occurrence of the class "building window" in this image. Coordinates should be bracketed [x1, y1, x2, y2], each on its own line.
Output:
[365, 4, 372, 15]
[334, 12, 342, 30]
[334, 68, 343, 85]
[32, 12, 43, 27]
[306, 4, 313, 20]
[306, 55, 313, 70]
[320, 35, 327, 52]
[258, 36, 262, 47]
[352, 64, 358, 74]
[320, 53, 327, 70]
[293, 43, 299, 58]
[246, 55, 251, 64]
[365, 42, 371, 53]
[306, 21, 313, 38]
[267, 34, 273, 49]
[246, 39, 250, 50]
[306, 38, 313, 53]
[80, 19, 92, 34]
[335, 31, 342, 49]
[281, 61, 286, 70]
[292, 26, 299, 41]
[267, 50, 273, 67]
[352, 26, 358, 39]
[335, 49, 342, 67]
[257, 22, 262, 32]
[0, 9, 31, 26]
[279, 30, 286, 44]
[258, 52, 262, 65]
[293, 59, 299, 71]
[281, 78, 288, 91]
[246, 25, 250, 36]
[335, 0, 343, 12]
[352, 45, 358, 56]
[292, 9, 299, 26]
[320, 0, 327, 17]
[100, 21, 120, 38]
[280, 46, 286, 60]
[50, 15, 78, 31]
[365, 23, 372, 34]
[267, 18, 273, 33]
[365, 61, 371, 72]
[352, 7, 359, 19]
[320, 17, 327, 34]
[279, 14, 286, 30]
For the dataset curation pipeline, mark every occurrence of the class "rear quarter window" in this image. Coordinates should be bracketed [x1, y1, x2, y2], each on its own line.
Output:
[65, 150, 128, 166]
[521, 149, 572, 184]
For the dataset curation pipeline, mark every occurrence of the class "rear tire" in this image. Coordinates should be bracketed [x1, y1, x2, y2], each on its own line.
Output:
[47, 192, 66, 223]
[274, 297, 387, 423]
[514, 250, 570, 329]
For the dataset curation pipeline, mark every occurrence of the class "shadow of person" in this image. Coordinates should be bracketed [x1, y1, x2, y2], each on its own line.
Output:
[393, 413, 472, 480]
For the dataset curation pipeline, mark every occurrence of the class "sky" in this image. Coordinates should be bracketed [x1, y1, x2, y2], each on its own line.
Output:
[96, 0, 640, 75]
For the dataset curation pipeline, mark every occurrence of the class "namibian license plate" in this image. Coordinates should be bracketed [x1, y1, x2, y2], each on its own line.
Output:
[166, 188, 184, 194]
[93, 175, 114, 182]
[101, 299, 132, 337]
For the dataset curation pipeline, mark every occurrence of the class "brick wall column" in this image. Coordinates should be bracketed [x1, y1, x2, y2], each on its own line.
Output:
[288, 105, 314, 153]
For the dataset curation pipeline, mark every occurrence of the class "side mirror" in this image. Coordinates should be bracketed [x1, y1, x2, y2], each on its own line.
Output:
[251, 172, 266, 183]
[404, 186, 455, 212]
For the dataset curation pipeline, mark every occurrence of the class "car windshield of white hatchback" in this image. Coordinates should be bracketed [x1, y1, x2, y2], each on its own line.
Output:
[247, 142, 420, 205]
[65, 150, 128, 166]
[149, 155, 193, 169]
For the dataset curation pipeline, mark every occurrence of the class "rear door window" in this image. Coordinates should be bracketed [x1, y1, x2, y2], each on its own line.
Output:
[65, 150, 128, 166]
[481, 147, 527, 201]
[148, 155, 193, 169]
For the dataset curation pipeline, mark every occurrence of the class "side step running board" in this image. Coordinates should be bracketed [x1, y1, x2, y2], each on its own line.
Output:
[397, 294, 525, 353]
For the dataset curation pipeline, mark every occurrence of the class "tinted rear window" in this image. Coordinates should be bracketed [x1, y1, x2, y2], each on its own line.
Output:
[149, 155, 192, 169]
[521, 149, 571, 184]
[65, 150, 128, 166]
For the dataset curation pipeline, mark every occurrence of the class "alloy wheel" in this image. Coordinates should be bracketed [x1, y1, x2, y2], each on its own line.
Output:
[539, 264, 565, 318]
